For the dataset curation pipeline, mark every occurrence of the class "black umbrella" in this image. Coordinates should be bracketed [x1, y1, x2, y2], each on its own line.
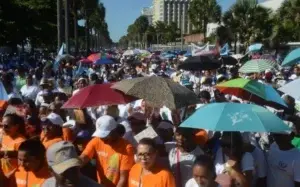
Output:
[178, 55, 221, 71]
[221, 56, 238, 65]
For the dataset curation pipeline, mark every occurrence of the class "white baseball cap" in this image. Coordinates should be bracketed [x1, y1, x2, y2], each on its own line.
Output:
[92, 115, 117, 138]
[46, 113, 64, 126]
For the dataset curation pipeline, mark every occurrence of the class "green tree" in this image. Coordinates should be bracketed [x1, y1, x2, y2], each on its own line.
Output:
[133, 16, 149, 48]
[271, 0, 300, 47]
[188, 0, 221, 42]
[155, 21, 167, 44]
[223, 0, 272, 51]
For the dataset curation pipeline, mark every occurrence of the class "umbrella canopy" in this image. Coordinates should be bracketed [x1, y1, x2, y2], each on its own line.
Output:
[87, 53, 100, 62]
[221, 56, 238, 65]
[178, 55, 221, 71]
[138, 50, 151, 55]
[62, 83, 136, 109]
[111, 76, 199, 109]
[123, 49, 140, 56]
[282, 48, 300, 67]
[216, 78, 287, 109]
[180, 103, 291, 133]
[94, 58, 119, 65]
[248, 43, 263, 52]
[278, 79, 300, 100]
[56, 54, 75, 62]
[79, 59, 93, 64]
[239, 59, 276, 74]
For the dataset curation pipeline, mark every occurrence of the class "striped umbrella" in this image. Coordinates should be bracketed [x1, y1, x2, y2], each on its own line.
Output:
[239, 59, 276, 74]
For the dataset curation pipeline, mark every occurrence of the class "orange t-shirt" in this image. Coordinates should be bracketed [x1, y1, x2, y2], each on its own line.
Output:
[42, 137, 63, 150]
[40, 128, 74, 143]
[14, 165, 51, 187]
[82, 137, 134, 187]
[1, 135, 26, 176]
[128, 163, 176, 187]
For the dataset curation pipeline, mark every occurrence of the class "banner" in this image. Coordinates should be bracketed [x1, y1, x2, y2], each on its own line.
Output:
[191, 43, 209, 56]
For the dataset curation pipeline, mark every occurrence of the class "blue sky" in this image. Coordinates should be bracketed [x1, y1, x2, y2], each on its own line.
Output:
[101, 0, 236, 42]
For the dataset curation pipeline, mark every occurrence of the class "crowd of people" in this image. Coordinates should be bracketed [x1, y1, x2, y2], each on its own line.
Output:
[0, 50, 299, 187]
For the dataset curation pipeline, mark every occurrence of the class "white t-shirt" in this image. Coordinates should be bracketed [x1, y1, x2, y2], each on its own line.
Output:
[169, 146, 204, 187]
[251, 146, 267, 179]
[185, 178, 199, 187]
[214, 148, 254, 175]
[20, 85, 40, 100]
[189, 75, 201, 89]
[267, 143, 300, 187]
[185, 178, 220, 187]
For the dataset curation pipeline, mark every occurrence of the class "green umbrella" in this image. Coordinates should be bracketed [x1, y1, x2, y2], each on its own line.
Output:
[111, 76, 199, 109]
[216, 78, 287, 109]
[238, 59, 276, 74]
[180, 103, 291, 133]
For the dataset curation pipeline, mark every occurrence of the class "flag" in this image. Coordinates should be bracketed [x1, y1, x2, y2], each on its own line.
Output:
[0, 81, 8, 101]
[191, 43, 209, 56]
[54, 43, 65, 72]
[220, 43, 230, 56]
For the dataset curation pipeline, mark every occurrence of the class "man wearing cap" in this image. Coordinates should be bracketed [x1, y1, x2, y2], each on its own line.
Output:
[41, 113, 64, 149]
[80, 115, 134, 187]
[43, 141, 101, 187]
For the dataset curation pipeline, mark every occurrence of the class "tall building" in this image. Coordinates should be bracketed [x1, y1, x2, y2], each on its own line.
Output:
[141, 7, 153, 25]
[152, 0, 193, 34]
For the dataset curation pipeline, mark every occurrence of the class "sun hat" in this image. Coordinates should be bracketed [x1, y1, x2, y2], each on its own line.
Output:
[92, 115, 118, 138]
[46, 141, 81, 174]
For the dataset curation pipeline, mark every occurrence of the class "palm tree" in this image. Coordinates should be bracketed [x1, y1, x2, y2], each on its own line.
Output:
[71, 0, 80, 55]
[188, 0, 221, 42]
[57, 0, 63, 52]
[80, 0, 98, 55]
[155, 21, 167, 44]
[133, 16, 149, 48]
[223, 0, 272, 51]
[64, 0, 70, 54]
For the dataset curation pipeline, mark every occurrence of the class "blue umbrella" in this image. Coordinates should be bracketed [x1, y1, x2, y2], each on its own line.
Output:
[248, 43, 263, 52]
[94, 58, 118, 65]
[282, 48, 300, 67]
[180, 103, 291, 133]
[278, 78, 300, 100]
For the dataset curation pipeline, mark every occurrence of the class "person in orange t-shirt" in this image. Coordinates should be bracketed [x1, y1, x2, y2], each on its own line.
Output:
[0, 114, 26, 186]
[40, 113, 64, 149]
[0, 114, 26, 175]
[80, 115, 134, 187]
[14, 139, 51, 187]
[129, 138, 175, 187]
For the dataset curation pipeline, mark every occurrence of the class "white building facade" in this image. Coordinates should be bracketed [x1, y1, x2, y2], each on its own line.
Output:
[152, 0, 193, 34]
[141, 7, 154, 25]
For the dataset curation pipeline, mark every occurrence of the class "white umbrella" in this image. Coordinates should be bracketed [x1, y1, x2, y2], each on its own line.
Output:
[123, 49, 140, 56]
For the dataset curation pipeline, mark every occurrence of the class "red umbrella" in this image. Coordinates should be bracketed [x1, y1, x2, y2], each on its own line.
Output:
[62, 83, 137, 109]
[87, 53, 100, 62]
[79, 58, 93, 64]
